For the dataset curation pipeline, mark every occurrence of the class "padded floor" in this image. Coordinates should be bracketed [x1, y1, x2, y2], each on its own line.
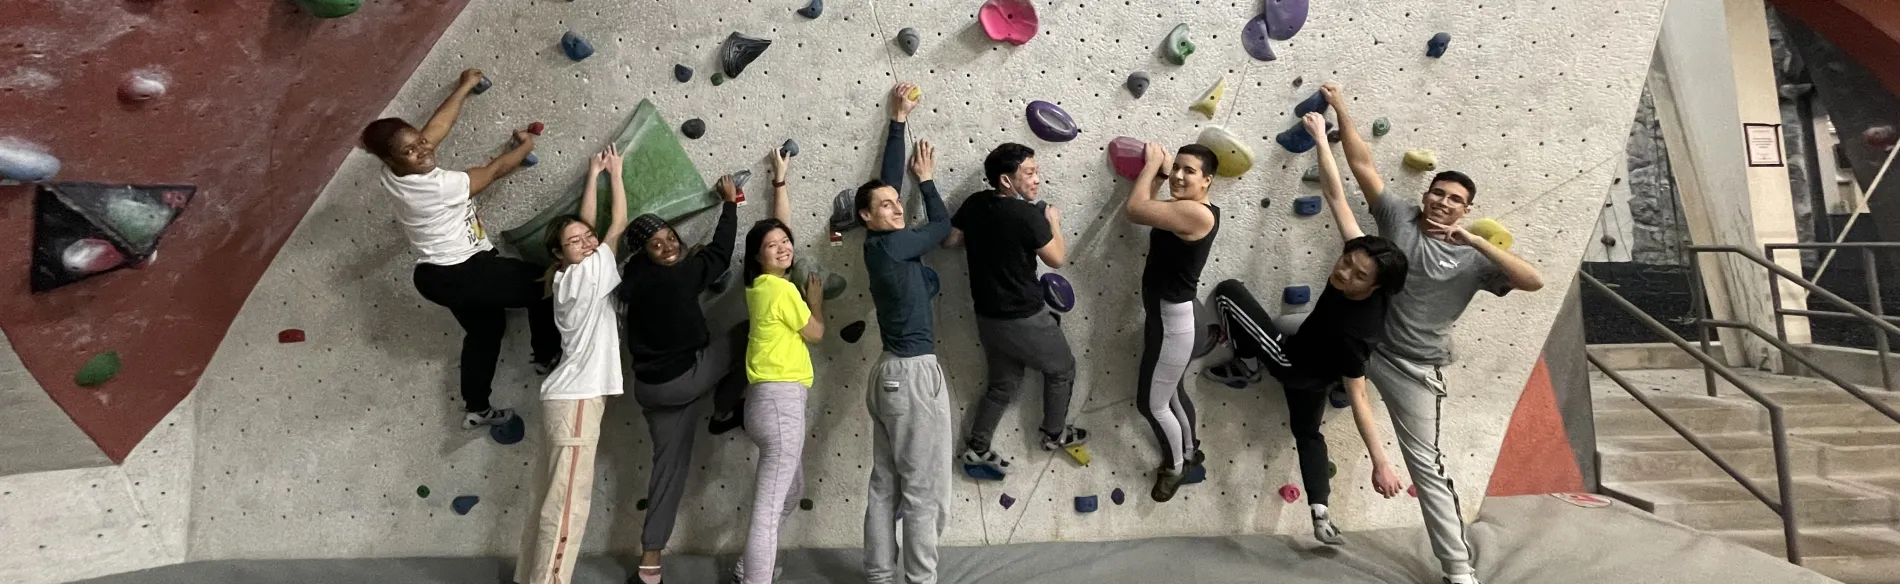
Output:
[75, 495, 1835, 584]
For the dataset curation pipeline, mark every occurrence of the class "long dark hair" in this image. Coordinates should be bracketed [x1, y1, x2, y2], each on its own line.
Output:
[1344, 235, 1409, 295]
[743, 218, 794, 287]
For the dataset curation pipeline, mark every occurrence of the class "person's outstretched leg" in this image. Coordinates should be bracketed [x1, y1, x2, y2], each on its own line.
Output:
[737, 382, 806, 584]
[1285, 385, 1341, 544]
[523, 397, 604, 584]
[448, 305, 508, 418]
[1207, 279, 1287, 386]
[709, 321, 751, 433]
[635, 401, 700, 560]
[1370, 351, 1474, 581]
[485, 255, 562, 368]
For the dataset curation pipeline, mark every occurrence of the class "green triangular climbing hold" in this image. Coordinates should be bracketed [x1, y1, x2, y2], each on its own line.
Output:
[76, 350, 122, 387]
[1327, 461, 1336, 479]
[292, 0, 362, 18]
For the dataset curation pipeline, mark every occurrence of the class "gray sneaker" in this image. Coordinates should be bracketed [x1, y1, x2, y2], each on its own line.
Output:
[461, 408, 515, 430]
[1312, 516, 1344, 545]
[1151, 466, 1185, 502]
[1040, 426, 1089, 451]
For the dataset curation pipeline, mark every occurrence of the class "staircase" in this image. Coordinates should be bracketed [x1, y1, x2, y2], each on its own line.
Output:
[1593, 367, 1900, 584]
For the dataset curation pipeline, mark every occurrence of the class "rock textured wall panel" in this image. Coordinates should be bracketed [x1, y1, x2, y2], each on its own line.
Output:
[188, 0, 1665, 559]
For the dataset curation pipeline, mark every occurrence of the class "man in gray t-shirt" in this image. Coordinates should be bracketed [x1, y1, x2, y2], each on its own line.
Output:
[1324, 82, 1546, 584]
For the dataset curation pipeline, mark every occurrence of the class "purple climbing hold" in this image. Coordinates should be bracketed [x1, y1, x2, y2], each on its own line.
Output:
[1025, 100, 1079, 143]
[1074, 495, 1098, 513]
[1426, 32, 1451, 58]
[0, 139, 60, 182]
[1040, 272, 1075, 312]
[796, 0, 823, 19]
[1110, 488, 1126, 505]
[999, 493, 1016, 509]
[841, 320, 867, 344]
[1241, 15, 1276, 62]
[720, 33, 773, 78]
[1108, 136, 1148, 180]
[673, 64, 693, 83]
[1264, 0, 1309, 41]
[490, 414, 526, 444]
[452, 495, 481, 515]
[561, 31, 594, 61]
[681, 118, 706, 140]
[979, 0, 1039, 46]
[1293, 91, 1329, 118]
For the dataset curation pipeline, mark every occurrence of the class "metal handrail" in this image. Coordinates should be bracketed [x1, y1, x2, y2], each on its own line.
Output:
[1702, 319, 1900, 425]
[1580, 271, 1802, 564]
[1693, 244, 1900, 338]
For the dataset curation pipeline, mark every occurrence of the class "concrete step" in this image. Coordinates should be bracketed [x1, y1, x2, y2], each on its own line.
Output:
[1601, 477, 1896, 531]
[1719, 526, 1900, 584]
[1597, 433, 1822, 483]
[1797, 430, 1900, 477]
[1594, 400, 1767, 438]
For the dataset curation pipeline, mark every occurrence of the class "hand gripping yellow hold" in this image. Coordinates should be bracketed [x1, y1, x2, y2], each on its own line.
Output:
[1189, 75, 1227, 119]
[1467, 217, 1513, 250]
[907, 86, 922, 101]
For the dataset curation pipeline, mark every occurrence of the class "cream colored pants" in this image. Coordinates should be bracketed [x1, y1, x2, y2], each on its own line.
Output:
[515, 397, 605, 584]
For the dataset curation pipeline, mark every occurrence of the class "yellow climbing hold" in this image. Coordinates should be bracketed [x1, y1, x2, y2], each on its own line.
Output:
[907, 86, 922, 101]
[1195, 126, 1254, 177]
[1189, 75, 1226, 119]
[1467, 218, 1514, 250]
[1064, 444, 1092, 466]
[1403, 149, 1437, 171]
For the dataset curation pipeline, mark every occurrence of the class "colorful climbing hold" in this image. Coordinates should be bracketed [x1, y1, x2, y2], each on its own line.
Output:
[1162, 24, 1195, 65]
[711, 73, 726, 86]
[471, 75, 492, 95]
[681, 119, 706, 140]
[451, 495, 480, 515]
[999, 493, 1016, 509]
[963, 462, 1006, 481]
[636, 498, 650, 511]
[1467, 218, 1514, 250]
[490, 414, 526, 445]
[841, 321, 867, 344]
[1865, 125, 1898, 152]
[897, 27, 921, 56]
[417, 485, 431, 498]
[1063, 444, 1092, 466]
[828, 188, 858, 232]
[561, 31, 595, 61]
[1111, 488, 1127, 505]
[1426, 32, 1451, 58]
[720, 33, 773, 78]
[781, 138, 800, 158]
[278, 329, 306, 343]
[1301, 166, 1320, 183]
[75, 351, 122, 387]
[1372, 117, 1392, 137]
[1408, 484, 1418, 498]
[799, 498, 814, 511]
[1294, 91, 1329, 118]
[907, 86, 922, 101]
[1189, 75, 1226, 119]
[1025, 100, 1080, 143]
[119, 71, 168, 103]
[1040, 272, 1075, 312]
[796, 0, 823, 19]
[1125, 72, 1150, 99]
[1327, 461, 1338, 479]
[292, 0, 361, 18]
[1282, 285, 1311, 304]
[1264, 0, 1309, 40]
[1329, 386, 1348, 409]
[1195, 126, 1254, 177]
[527, 122, 545, 136]
[1292, 196, 1322, 217]
[521, 153, 539, 167]
[1074, 495, 1099, 513]
[673, 64, 693, 83]
[61, 238, 125, 277]
[1403, 149, 1437, 171]
[978, 0, 1039, 46]
[0, 138, 60, 182]
[1241, 15, 1276, 62]
[1275, 120, 1330, 154]
[1108, 136, 1148, 180]
[1278, 483, 1301, 503]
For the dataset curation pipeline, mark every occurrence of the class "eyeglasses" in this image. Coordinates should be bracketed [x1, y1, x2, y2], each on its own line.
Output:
[562, 234, 596, 249]
[1424, 187, 1469, 206]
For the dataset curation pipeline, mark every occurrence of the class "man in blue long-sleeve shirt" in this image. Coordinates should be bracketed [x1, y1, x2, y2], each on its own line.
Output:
[855, 82, 953, 584]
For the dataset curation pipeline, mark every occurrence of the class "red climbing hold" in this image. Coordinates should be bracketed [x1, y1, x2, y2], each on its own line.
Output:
[527, 122, 545, 136]
[1108, 136, 1148, 180]
[979, 0, 1039, 46]
[1865, 125, 1897, 152]
[1408, 484, 1418, 498]
[278, 329, 306, 344]
[1278, 483, 1302, 503]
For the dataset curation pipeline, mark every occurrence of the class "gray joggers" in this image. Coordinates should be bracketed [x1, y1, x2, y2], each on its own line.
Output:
[966, 311, 1075, 451]
[631, 327, 748, 552]
[1368, 348, 1474, 578]
[864, 353, 953, 584]
[735, 382, 807, 584]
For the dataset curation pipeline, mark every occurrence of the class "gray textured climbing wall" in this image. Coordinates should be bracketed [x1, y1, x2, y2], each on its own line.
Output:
[176, 0, 1663, 560]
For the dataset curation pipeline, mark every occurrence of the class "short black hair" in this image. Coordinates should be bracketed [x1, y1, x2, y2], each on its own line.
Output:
[359, 117, 415, 160]
[853, 178, 890, 217]
[1430, 170, 1478, 203]
[1344, 235, 1409, 295]
[1176, 144, 1219, 178]
[983, 143, 1036, 189]
[743, 218, 794, 286]
[543, 214, 587, 266]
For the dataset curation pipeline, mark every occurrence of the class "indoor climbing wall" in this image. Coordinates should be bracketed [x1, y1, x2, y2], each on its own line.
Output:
[185, 0, 1665, 560]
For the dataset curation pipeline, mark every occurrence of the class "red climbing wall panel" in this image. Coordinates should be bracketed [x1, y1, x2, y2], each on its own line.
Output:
[0, 0, 469, 462]
[1486, 357, 1585, 497]
[1771, 0, 1900, 99]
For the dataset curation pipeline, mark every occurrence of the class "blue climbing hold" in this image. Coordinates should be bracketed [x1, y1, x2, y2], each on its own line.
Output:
[1025, 100, 1080, 143]
[561, 31, 594, 61]
[1283, 285, 1311, 305]
[1275, 120, 1332, 154]
[1426, 32, 1451, 58]
[1293, 91, 1329, 118]
[796, 0, 823, 19]
[1264, 0, 1310, 41]
[1293, 196, 1321, 217]
[963, 463, 1006, 482]
[520, 153, 539, 168]
[0, 139, 60, 182]
[490, 413, 526, 444]
[999, 493, 1016, 509]
[452, 495, 480, 515]
[1041, 272, 1075, 312]
[1110, 488, 1126, 505]
[1329, 386, 1349, 409]
[1241, 14, 1276, 62]
[674, 64, 693, 83]
[1074, 495, 1099, 513]
[471, 76, 492, 95]
[1182, 463, 1207, 485]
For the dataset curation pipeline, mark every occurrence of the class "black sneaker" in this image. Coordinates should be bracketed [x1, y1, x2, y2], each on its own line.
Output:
[709, 399, 745, 435]
[461, 407, 516, 430]
[1041, 426, 1089, 451]
[1204, 358, 1262, 389]
[1151, 466, 1185, 502]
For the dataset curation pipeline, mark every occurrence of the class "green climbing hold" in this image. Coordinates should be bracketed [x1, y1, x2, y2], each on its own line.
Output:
[417, 485, 431, 498]
[799, 498, 814, 511]
[1327, 461, 1336, 479]
[637, 498, 650, 511]
[1162, 24, 1195, 65]
[75, 351, 121, 387]
[1372, 117, 1391, 137]
[291, 0, 361, 18]
[711, 73, 726, 86]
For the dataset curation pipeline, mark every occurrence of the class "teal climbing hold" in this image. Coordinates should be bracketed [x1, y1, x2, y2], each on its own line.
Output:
[292, 0, 360, 18]
[711, 73, 726, 86]
[1372, 117, 1392, 137]
[1162, 24, 1195, 65]
[75, 351, 122, 387]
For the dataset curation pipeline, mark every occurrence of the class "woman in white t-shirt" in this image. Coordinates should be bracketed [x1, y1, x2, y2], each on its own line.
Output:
[359, 68, 560, 430]
[513, 145, 629, 584]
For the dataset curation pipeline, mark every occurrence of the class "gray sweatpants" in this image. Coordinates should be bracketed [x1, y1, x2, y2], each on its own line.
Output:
[966, 311, 1075, 452]
[863, 353, 953, 584]
[1367, 349, 1474, 578]
[736, 381, 807, 584]
[631, 326, 748, 551]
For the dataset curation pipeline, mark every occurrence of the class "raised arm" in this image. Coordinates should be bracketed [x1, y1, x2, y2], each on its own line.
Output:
[882, 83, 920, 187]
[599, 147, 629, 253]
[465, 126, 536, 196]
[578, 151, 603, 231]
[1322, 82, 1385, 207]
[770, 147, 793, 226]
[1304, 113, 1364, 240]
[1126, 142, 1215, 238]
[695, 191, 740, 289]
[879, 141, 950, 261]
[1344, 376, 1406, 498]
[421, 69, 484, 146]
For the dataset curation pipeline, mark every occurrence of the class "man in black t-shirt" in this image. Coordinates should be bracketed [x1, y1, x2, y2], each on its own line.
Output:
[941, 143, 1086, 478]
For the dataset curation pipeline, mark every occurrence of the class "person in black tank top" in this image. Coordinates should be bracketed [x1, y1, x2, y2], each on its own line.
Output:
[1124, 142, 1222, 502]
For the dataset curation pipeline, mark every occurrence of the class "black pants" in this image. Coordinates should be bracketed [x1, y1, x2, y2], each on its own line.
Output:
[413, 250, 560, 412]
[1211, 279, 1333, 505]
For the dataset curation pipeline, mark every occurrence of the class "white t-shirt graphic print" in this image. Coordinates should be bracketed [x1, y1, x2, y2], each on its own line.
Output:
[380, 167, 494, 266]
[541, 246, 626, 401]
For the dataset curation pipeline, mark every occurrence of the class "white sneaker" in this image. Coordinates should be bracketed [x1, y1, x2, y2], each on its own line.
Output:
[462, 408, 515, 430]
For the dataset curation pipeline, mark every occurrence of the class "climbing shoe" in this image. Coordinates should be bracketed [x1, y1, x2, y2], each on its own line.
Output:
[1204, 357, 1262, 389]
[1151, 466, 1185, 502]
[1311, 507, 1345, 545]
[1041, 426, 1089, 451]
[462, 407, 516, 430]
[959, 447, 1009, 481]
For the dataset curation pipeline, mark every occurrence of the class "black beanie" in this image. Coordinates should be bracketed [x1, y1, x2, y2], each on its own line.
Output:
[628, 213, 670, 249]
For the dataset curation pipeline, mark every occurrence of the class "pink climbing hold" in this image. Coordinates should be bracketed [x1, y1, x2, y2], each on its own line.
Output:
[62, 239, 124, 276]
[1278, 483, 1301, 503]
[979, 0, 1039, 46]
[1108, 136, 1148, 180]
[527, 121, 545, 135]
[1408, 484, 1418, 498]
[119, 70, 168, 103]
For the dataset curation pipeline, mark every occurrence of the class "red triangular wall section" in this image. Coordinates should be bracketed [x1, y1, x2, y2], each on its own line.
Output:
[1487, 356, 1586, 497]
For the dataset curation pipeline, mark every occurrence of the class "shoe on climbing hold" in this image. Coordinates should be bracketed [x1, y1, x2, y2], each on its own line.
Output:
[999, 493, 1016, 509]
[673, 64, 693, 83]
[800, 498, 813, 510]
[841, 321, 867, 344]
[1108, 136, 1148, 180]
[1283, 285, 1311, 304]
[897, 27, 921, 56]
[471, 75, 492, 95]
[964, 463, 1006, 481]
[417, 485, 431, 498]
[75, 350, 122, 387]
[278, 329, 306, 343]
[1265, 0, 1309, 40]
[720, 33, 772, 78]
[1372, 117, 1392, 137]
[0, 139, 60, 182]
[1293, 91, 1329, 118]
[1301, 166, 1320, 183]
[1063, 444, 1091, 466]
[681, 119, 706, 140]
[1293, 196, 1322, 216]
[292, 0, 361, 18]
[1329, 386, 1348, 408]
[828, 188, 858, 232]
[1275, 121, 1330, 154]
[561, 31, 595, 61]
[1074, 495, 1099, 513]
[1403, 149, 1436, 171]
[1182, 462, 1207, 485]
[1111, 488, 1126, 505]
[1467, 218, 1514, 250]
[1124, 72, 1150, 99]
[1026, 100, 1080, 143]
[1189, 75, 1226, 119]
[636, 498, 650, 511]
[1040, 273, 1075, 312]
[1162, 24, 1195, 65]
[1279, 484, 1301, 503]
[490, 414, 526, 445]
[978, 0, 1039, 46]
[1195, 126, 1253, 177]
[796, 0, 823, 19]
[781, 138, 800, 158]
[1426, 32, 1451, 58]
[1241, 15, 1276, 62]
[119, 71, 168, 103]
[452, 495, 480, 515]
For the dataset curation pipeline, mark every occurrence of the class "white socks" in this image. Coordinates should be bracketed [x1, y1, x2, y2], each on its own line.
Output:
[1310, 503, 1329, 518]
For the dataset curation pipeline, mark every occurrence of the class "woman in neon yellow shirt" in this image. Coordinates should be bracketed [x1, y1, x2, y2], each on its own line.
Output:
[733, 148, 824, 584]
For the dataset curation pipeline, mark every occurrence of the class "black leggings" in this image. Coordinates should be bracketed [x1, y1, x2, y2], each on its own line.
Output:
[1211, 279, 1333, 505]
[1136, 293, 1200, 471]
[413, 250, 560, 412]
